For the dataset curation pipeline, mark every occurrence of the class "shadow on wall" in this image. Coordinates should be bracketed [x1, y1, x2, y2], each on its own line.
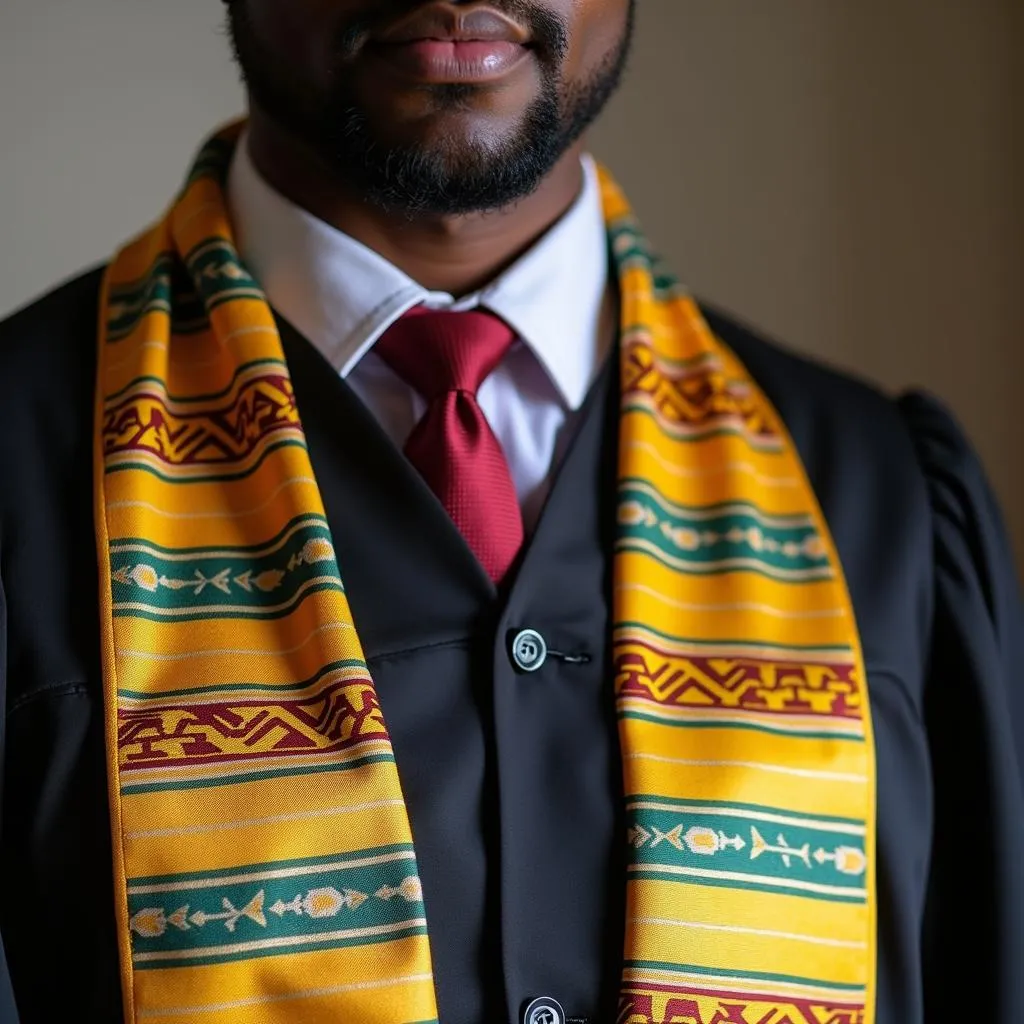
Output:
[590, 0, 1024, 572]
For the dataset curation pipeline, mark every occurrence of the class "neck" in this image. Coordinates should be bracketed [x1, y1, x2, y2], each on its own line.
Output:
[245, 108, 587, 298]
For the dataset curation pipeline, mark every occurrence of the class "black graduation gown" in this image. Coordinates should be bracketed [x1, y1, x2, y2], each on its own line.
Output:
[0, 267, 1021, 1024]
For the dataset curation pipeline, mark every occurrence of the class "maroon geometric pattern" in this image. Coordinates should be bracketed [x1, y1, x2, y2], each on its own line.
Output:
[118, 679, 389, 772]
[618, 984, 865, 1024]
[615, 640, 862, 720]
[621, 341, 780, 446]
[102, 374, 299, 466]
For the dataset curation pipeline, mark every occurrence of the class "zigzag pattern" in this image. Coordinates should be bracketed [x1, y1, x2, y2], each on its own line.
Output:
[118, 679, 388, 771]
[615, 642, 861, 719]
[618, 339, 778, 444]
[621, 341, 780, 446]
[102, 373, 299, 466]
[618, 986, 864, 1024]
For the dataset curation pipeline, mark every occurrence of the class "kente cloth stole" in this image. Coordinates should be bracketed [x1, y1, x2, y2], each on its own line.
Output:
[96, 124, 876, 1024]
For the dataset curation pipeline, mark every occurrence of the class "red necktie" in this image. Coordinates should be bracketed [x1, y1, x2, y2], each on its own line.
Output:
[374, 308, 525, 584]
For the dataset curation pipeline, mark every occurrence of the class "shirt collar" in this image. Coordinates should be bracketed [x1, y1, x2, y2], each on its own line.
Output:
[227, 134, 610, 411]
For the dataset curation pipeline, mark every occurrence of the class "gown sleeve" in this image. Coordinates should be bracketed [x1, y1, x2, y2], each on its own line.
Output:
[0, 570, 24, 1023]
[898, 391, 1024, 1020]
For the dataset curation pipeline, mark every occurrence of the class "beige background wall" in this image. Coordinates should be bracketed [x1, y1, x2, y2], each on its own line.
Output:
[1, 1, 1021, 562]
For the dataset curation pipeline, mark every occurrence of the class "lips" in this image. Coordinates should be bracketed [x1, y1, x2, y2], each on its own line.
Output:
[374, 4, 530, 47]
[369, 3, 532, 83]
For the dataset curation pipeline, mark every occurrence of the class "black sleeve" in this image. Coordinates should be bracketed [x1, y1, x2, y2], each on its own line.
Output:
[899, 391, 1024, 1020]
[0, 571, 23, 1023]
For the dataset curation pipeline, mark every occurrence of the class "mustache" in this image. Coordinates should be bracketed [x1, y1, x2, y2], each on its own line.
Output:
[335, 0, 569, 61]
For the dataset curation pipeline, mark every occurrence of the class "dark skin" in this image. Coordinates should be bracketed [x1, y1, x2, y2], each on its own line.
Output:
[238, 0, 633, 295]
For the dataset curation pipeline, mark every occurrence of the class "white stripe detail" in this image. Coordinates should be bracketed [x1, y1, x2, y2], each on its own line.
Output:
[116, 621, 353, 662]
[122, 739, 394, 783]
[127, 849, 416, 895]
[612, 627, 852, 664]
[110, 513, 324, 559]
[138, 973, 434, 1019]
[626, 752, 868, 784]
[222, 324, 279, 343]
[617, 583, 846, 620]
[172, 327, 283, 370]
[624, 966, 864, 1001]
[126, 799, 407, 840]
[118, 667, 370, 709]
[618, 538, 832, 582]
[624, 478, 811, 525]
[112, 575, 341, 619]
[619, 701, 863, 737]
[104, 359, 281, 408]
[131, 918, 427, 964]
[627, 801, 865, 835]
[622, 441, 800, 489]
[630, 862, 866, 898]
[631, 917, 867, 949]
[104, 430, 308, 478]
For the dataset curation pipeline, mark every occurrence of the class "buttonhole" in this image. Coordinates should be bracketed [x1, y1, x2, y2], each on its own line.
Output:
[547, 648, 592, 666]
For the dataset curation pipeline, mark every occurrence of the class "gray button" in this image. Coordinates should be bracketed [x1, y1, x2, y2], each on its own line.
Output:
[523, 996, 565, 1024]
[511, 629, 547, 672]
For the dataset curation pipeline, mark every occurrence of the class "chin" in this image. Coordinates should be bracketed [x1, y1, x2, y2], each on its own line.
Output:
[361, 102, 524, 158]
[358, 64, 542, 124]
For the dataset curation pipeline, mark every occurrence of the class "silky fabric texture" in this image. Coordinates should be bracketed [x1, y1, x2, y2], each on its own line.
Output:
[374, 308, 524, 583]
[91, 125, 874, 1024]
[2, 270, 1024, 1024]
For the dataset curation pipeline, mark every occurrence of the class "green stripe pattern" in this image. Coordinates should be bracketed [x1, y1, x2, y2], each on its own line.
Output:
[105, 357, 289, 406]
[120, 752, 398, 796]
[184, 238, 264, 313]
[110, 516, 343, 620]
[627, 798, 867, 902]
[624, 959, 865, 995]
[609, 218, 681, 300]
[107, 255, 209, 340]
[127, 845, 426, 969]
[618, 481, 832, 580]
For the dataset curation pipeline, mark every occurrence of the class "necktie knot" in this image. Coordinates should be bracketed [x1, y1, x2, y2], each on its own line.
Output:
[371, 306, 523, 584]
[374, 308, 516, 401]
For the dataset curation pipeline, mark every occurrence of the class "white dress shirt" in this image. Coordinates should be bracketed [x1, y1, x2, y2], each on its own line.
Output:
[227, 137, 611, 530]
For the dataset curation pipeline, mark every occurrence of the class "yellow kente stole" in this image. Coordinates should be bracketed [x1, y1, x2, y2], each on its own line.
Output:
[96, 125, 876, 1024]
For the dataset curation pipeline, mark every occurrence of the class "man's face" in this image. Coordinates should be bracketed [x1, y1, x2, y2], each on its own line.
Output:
[228, 0, 635, 215]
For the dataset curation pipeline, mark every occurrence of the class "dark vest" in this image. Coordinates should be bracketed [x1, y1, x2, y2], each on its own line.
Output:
[279, 319, 626, 1024]
[8, 268, 1023, 1024]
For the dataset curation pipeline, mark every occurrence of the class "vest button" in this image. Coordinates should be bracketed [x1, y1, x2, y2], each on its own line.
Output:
[510, 629, 548, 673]
[522, 996, 565, 1024]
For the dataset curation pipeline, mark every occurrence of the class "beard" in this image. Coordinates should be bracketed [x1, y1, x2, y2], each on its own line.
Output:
[227, 0, 635, 216]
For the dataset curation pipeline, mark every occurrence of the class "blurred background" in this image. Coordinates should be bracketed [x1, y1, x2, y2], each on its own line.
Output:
[1, 0, 1021, 566]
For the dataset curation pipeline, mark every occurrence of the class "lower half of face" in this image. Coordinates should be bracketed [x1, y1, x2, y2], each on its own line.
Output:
[228, 0, 635, 214]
